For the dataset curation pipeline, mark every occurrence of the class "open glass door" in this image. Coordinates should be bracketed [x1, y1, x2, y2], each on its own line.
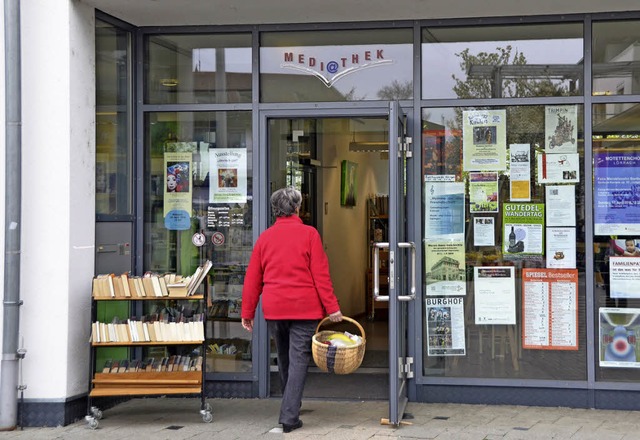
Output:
[375, 101, 415, 425]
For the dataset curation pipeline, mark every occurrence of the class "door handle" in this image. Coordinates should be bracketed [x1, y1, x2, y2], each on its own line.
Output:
[374, 242, 389, 302]
[397, 242, 416, 301]
[374, 242, 415, 302]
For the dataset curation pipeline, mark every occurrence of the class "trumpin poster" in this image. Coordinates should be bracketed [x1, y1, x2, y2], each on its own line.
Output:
[164, 152, 193, 230]
[462, 110, 507, 171]
[545, 105, 578, 153]
[599, 308, 640, 368]
[209, 148, 248, 204]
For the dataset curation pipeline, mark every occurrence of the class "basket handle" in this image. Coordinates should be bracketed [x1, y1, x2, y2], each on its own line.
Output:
[316, 316, 365, 339]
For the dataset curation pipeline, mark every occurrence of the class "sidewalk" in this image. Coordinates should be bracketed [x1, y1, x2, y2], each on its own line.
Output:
[1, 397, 639, 439]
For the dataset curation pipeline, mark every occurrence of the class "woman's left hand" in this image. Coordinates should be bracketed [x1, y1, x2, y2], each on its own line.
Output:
[242, 318, 254, 332]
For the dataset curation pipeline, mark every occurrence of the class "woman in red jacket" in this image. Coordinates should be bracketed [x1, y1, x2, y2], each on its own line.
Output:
[241, 187, 342, 433]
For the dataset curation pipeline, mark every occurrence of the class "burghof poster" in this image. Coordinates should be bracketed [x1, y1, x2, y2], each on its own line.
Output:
[509, 144, 531, 201]
[522, 269, 578, 350]
[209, 148, 248, 204]
[425, 242, 466, 296]
[424, 181, 465, 242]
[426, 297, 466, 356]
[537, 152, 580, 184]
[164, 152, 193, 230]
[473, 217, 495, 247]
[469, 172, 499, 213]
[545, 105, 578, 153]
[594, 150, 640, 236]
[474, 267, 516, 325]
[610, 256, 640, 299]
[599, 307, 640, 368]
[503, 203, 545, 256]
[545, 185, 576, 227]
[462, 110, 507, 171]
[546, 227, 577, 269]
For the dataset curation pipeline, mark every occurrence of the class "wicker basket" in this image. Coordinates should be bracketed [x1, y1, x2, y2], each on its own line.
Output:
[312, 316, 366, 375]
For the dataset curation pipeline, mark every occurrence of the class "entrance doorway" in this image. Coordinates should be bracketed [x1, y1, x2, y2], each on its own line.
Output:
[267, 116, 390, 400]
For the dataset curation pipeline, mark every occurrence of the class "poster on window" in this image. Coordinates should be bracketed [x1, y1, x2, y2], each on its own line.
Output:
[522, 269, 578, 350]
[164, 152, 193, 230]
[545, 185, 576, 227]
[610, 256, 640, 299]
[473, 217, 495, 247]
[425, 242, 466, 296]
[509, 143, 531, 201]
[599, 307, 640, 368]
[594, 150, 640, 236]
[503, 203, 545, 257]
[424, 180, 465, 242]
[545, 105, 578, 153]
[546, 227, 577, 269]
[462, 110, 507, 171]
[426, 297, 466, 356]
[474, 267, 516, 325]
[469, 172, 499, 213]
[209, 148, 247, 204]
[537, 152, 580, 184]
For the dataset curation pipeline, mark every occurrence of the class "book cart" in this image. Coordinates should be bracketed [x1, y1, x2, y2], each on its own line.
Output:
[85, 263, 213, 429]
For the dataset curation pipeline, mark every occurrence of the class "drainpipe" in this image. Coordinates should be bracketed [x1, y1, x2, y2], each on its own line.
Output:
[0, 0, 22, 431]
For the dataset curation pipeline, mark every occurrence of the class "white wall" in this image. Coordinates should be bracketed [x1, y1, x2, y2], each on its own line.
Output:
[0, 2, 5, 383]
[20, 0, 95, 400]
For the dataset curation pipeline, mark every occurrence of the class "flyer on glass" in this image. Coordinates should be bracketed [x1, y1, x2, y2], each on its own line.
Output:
[522, 269, 578, 350]
[462, 110, 507, 171]
[594, 150, 640, 236]
[474, 267, 516, 325]
[503, 203, 545, 256]
[424, 181, 465, 242]
[546, 227, 577, 269]
[545, 105, 578, 153]
[209, 148, 248, 204]
[509, 143, 531, 201]
[473, 217, 495, 247]
[426, 297, 466, 356]
[425, 242, 466, 296]
[469, 172, 499, 213]
[545, 185, 576, 227]
[599, 307, 640, 368]
[537, 152, 580, 184]
[610, 256, 640, 299]
[164, 152, 193, 230]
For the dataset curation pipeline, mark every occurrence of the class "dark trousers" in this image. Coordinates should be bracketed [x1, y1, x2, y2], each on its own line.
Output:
[268, 319, 318, 425]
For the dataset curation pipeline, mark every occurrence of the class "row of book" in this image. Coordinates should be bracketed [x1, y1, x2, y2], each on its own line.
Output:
[92, 260, 213, 299]
[101, 355, 204, 373]
[91, 319, 205, 343]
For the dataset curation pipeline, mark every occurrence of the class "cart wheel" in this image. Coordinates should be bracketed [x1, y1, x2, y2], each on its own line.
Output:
[91, 407, 103, 420]
[202, 411, 213, 423]
[87, 417, 99, 430]
[203, 402, 212, 413]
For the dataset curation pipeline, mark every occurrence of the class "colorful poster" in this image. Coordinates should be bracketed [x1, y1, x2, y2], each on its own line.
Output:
[462, 110, 507, 171]
[424, 181, 465, 242]
[164, 152, 193, 230]
[509, 144, 531, 201]
[523, 269, 578, 350]
[599, 307, 640, 368]
[546, 227, 577, 269]
[474, 267, 516, 325]
[610, 256, 640, 299]
[545, 185, 576, 227]
[473, 217, 495, 247]
[425, 242, 466, 296]
[594, 150, 640, 236]
[209, 148, 248, 204]
[469, 172, 499, 213]
[545, 105, 578, 153]
[537, 152, 580, 184]
[426, 297, 466, 356]
[503, 203, 545, 256]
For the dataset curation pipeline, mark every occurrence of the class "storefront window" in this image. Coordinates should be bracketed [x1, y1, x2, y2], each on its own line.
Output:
[593, 102, 640, 380]
[96, 20, 133, 215]
[145, 33, 252, 104]
[143, 111, 253, 374]
[592, 20, 640, 96]
[260, 28, 413, 102]
[422, 23, 583, 100]
[422, 105, 587, 380]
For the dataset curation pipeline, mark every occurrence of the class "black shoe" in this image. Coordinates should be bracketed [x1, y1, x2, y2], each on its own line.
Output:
[282, 420, 303, 433]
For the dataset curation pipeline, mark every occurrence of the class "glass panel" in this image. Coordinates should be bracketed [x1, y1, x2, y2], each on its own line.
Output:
[260, 29, 413, 102]
[593, 20, 640, 96]
[593, 102, 640, 380]
[145, 34, 252, 104]
[96, 20, 133, 215]
[421, 105, 587, 380]
[422, 23, 583, 99]
[143, 111, 253, 373]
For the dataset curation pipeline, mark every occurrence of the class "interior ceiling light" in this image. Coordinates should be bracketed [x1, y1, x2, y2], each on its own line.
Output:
[160, 78, 179, 87]
[348, 129, 388, 153]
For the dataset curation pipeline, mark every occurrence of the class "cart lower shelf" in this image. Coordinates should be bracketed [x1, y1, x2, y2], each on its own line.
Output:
[89, 371, 202, 397]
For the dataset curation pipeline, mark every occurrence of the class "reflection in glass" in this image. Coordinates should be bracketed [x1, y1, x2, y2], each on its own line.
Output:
[593, 20, 640, 96]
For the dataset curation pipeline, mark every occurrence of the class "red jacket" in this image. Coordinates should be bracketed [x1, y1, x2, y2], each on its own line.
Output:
[241, 215, 340, 320]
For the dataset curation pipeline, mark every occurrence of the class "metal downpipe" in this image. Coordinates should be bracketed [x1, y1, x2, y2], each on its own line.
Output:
[0, 0, 22, 431]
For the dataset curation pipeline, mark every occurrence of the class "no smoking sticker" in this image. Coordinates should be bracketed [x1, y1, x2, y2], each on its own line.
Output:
[212, 231, 225, 246]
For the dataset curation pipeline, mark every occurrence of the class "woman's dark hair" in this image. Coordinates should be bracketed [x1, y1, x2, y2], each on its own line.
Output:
[271, 187, 302, 217]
